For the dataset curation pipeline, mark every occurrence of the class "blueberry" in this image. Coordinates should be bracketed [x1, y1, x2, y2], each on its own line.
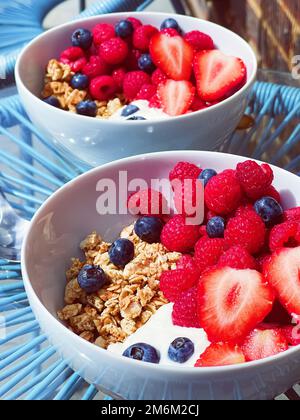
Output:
[108, 238, 134, 267]
[161, 18, 181, 33]
[254, 196, 283, 227]
[76, 100, 97, 117]
[78, 265, 108, 293]
[43, 96, 61, 108]
[123, 343, 160, 364]
[71, 28, 93, 50]
[207, 216, 225, 238]
[134, 217, 164, 244]
[71, 73, 89, 90]
[138, 54, 155, 73]
[115, 20, 134, 38]
[199, 169, 217, 187]
[121, 104, 140, 117]
[127, 116, 146, 120]
[168, 337, 194, 363]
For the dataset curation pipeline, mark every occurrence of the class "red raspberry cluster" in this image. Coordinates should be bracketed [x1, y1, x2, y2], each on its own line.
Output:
[128, 159, 300, 367]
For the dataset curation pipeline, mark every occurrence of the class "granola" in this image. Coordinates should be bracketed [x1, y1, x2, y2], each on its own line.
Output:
[58, 225, 181, 348]
[42, 59, 125, 117]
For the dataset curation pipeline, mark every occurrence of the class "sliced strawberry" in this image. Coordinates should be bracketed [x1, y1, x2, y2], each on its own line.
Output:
[264, 246, 300, 317]
[280, 325, 300, 346]
[241, 328, 289, 361]
[150, 33, 194, 81]
[198, 267, 274, 342]
[158, 80, 195, 117]
[195, 343, 245, 367]
[194, 50, 247, 102]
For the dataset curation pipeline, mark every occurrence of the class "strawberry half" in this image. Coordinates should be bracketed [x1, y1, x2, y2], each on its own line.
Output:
[264, 246, 300, 317]
[194, 50, 247, 102]
[150, 33, 194, 81]
[198, 267, 274, 343]
[241, 328, 289, 361]
[158, 80, 195, 117]
[195, 343, 246, 367]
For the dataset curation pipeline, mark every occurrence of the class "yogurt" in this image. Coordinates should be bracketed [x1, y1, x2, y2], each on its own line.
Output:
[108, 303, 210, 367]
[110, 100, 170, 121]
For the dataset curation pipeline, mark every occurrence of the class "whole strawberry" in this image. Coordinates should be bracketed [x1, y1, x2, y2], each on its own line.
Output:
[161, 215, 200, 253]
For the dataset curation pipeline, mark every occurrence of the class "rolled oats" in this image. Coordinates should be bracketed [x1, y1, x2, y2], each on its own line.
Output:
[42, 59, 126, 117]
[58, 226, 181, 348]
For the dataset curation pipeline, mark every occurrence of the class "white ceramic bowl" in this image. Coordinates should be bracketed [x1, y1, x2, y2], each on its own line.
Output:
[21, 151, 300, 400]
[15, 12, 257, 168]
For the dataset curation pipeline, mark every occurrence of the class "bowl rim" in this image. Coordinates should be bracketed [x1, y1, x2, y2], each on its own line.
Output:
[21, 150, 300, 377]
[15, 11, 258, 126]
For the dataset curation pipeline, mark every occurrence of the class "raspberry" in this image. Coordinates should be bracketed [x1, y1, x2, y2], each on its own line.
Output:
[205, 169, 243, 215]
[135, 84, 157, 100]
[169, 162, 201, 182]
[60, 47, 87, 72]
[151, 68, 167, 86]
[160, 269, 199, 302]
[127, 17, 142, 30]
[160, 28, 180, 37]
[83, 56, 109, 79]
[224, 210, 266, 254]
[161, 215, 200, 253]
[112, 67, 127, 91]
[264, 185, 281, 203]
[283, 207, 300, 222]
[236, 160, 274, 199]
[190, 96, 207, 112]
[99, 38, 129, 65]
[123, 71, 151, 101]
[269, 221, 300, 252]
[133, 25, 159, 52]
[89, 75, 117, 101]
[127, 188, 168, 217]
[173, 178, 204, 217]
[176, 255, 200, 277]
[205, 209, 217, 222]
[199, 225, 208, 237]
[218, 245, 257, 270]
[60, 46, 85, 61]
[235, 202, 254, 217]
[92, 23, 115, 46]
[70, 57, 88, 73]
[172, 287, 200, 328]
[149, 93, 161, 108]
[125, 49, 142, 71]
[184, 31, 214, 51]
[194, 237, 225, 273]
